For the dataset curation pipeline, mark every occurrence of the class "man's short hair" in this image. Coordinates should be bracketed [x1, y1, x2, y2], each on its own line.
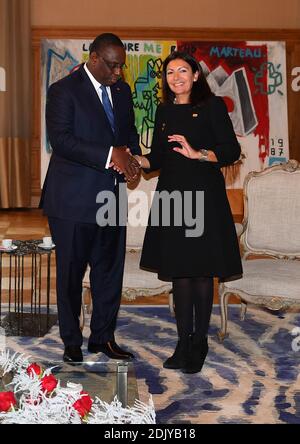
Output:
[89, 33, 124, 55]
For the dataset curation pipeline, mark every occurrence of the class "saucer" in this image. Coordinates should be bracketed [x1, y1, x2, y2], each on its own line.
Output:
[0, 244, 18, 252]
[38, 243, 55, 250]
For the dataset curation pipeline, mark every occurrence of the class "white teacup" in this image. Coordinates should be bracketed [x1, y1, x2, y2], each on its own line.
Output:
[2, 239, 13, 249]
[43, 236, 52, 247]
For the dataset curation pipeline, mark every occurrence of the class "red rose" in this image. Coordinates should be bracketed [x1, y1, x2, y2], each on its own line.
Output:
[73, 399, 87, 418]
[79, 391, 93, 412]
[41, 374, 58, 393]
[73, 392, 93, 418]
[27, 363, 42, 378]
[0, 391, 17, 412]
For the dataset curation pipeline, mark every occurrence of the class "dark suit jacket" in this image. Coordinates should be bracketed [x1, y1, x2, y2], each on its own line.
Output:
[40, 64, 141, 223]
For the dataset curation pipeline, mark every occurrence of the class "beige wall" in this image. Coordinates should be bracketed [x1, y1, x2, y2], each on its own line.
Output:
[31, 0, 300, 29]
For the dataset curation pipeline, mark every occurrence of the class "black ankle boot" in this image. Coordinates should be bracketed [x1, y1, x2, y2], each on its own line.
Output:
[163, 338, 189, 369]
[181, 336, 208, 374]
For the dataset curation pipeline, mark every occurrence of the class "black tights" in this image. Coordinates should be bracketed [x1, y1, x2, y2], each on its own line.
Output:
[172, 277, 214, 342]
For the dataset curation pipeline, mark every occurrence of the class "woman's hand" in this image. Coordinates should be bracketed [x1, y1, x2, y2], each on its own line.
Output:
[168, 135, 218, 162]
[168, 134, 200, 160]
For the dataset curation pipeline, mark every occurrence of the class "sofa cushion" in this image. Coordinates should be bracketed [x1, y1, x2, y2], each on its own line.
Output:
[122, 249, 171, 300]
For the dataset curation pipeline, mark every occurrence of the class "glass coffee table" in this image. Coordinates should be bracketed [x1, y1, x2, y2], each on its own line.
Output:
[47, 360, 138, 407]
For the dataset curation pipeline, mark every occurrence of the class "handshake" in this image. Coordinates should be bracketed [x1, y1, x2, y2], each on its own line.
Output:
[110, 146, 141, 183]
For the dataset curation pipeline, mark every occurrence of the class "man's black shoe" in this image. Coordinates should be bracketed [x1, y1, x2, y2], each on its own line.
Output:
[63, 345, 83, 363]
[88, 340, 134, 360]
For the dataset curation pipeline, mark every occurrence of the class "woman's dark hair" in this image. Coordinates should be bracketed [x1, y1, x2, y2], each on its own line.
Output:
[89, 33, 124, 55]
[162, 51, 214, 106]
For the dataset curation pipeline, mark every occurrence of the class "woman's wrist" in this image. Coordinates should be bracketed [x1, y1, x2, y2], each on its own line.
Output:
[197, 149, 218, 163]
[134, 154, 151, 169]
[133, 155, 142, 167]
[198, 149, 209, 161]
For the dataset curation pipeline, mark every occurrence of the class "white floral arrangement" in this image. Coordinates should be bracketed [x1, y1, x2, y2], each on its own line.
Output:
[0, 350, 155, 424]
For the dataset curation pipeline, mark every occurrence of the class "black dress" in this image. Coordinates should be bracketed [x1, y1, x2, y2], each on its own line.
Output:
[140, 96, 243, 281]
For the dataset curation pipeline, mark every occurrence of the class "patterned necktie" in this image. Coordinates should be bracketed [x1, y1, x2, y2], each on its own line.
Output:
[100, 85, 115, 133]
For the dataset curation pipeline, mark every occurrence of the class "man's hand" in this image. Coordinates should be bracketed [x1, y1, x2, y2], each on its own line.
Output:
[111, 146, 141, 182]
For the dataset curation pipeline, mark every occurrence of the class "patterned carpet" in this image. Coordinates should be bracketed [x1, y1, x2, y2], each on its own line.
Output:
[1, 305, 300, 424]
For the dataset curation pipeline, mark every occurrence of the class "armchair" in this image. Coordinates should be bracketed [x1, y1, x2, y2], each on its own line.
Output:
[122, 173, 172, 300]
[218, 159, 300, 340]
[82, 174, 172, 317]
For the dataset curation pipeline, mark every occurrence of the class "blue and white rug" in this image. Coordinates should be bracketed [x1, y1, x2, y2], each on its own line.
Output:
[1, 305, 300, 424]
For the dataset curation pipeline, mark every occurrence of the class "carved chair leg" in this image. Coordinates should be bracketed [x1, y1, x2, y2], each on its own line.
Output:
[168, 289, 175, 316]
[82, 286, 93, 314]
[87, 289, 93, 315]
[80, 286, 93, 331]
[80, 294, 86, 332]
[218, 291, 231, 341]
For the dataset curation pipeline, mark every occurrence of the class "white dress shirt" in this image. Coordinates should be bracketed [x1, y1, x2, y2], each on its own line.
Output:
[84, 63, 113, 168]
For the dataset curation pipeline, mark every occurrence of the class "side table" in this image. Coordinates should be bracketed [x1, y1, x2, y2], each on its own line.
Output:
[0, 240, 57, 336]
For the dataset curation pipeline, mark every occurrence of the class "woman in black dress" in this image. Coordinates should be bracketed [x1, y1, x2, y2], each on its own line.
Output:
[134, 51, 242, 374]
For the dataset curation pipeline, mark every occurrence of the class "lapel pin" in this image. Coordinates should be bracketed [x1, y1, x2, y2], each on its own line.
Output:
[162, 123, 166, 131]
[192, 113, 198, 117]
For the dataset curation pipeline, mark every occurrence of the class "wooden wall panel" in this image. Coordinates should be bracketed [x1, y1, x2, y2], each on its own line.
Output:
[31, 27, 300, 214]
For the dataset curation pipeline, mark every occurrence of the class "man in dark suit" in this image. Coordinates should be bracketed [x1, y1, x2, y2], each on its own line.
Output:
[41, 33, 141, 362]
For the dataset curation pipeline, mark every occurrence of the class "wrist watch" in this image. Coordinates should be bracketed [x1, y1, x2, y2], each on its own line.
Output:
[198, 149, 209, 162]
